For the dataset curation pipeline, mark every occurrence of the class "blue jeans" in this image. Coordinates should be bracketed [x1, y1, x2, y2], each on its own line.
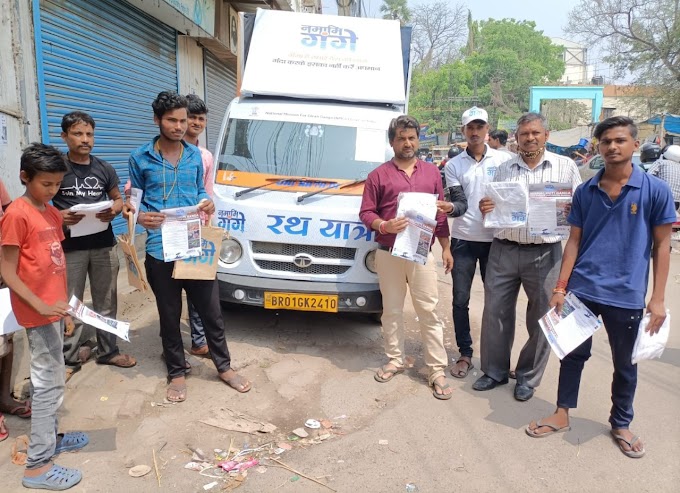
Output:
[557, 300, 642, 429]
[26, 321, 65, 469]
[187, 298, 207, 348]
[450, 239, 491, 358]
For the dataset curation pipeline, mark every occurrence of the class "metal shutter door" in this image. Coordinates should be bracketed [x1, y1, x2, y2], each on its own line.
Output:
[204, 50, 237, 154]
[38, 0, 178, 233]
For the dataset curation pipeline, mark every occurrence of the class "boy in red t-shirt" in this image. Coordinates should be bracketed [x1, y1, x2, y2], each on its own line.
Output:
[0, 144, 88, 490]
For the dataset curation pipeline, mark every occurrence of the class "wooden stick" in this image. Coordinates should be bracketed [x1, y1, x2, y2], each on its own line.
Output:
[152, 448, 161, 487]
[226, 437, 234, 461]
[268, 458, 336, 492]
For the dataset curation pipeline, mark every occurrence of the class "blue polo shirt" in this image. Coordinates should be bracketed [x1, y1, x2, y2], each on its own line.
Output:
[567, 164, 676, 309]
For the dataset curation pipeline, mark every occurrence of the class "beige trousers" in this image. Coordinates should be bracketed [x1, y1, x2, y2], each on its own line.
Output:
[375, 249, 448, 384]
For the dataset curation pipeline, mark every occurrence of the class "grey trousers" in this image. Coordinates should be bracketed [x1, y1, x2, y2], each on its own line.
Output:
[62, 246, 120, 367]
[26, 321, 64, 469]
[480, 239, 562, 388]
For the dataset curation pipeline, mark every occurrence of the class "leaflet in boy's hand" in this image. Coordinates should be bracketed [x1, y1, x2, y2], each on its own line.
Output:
[67, 295, 130, 342]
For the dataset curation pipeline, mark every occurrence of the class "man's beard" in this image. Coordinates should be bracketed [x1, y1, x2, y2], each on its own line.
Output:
[518, 147, 545, 159]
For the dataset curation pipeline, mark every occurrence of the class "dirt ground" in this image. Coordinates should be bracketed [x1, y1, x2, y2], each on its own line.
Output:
[0, 245, 679, 492]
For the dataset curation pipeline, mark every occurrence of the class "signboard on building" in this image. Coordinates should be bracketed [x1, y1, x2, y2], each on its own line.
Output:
[163, 0, 215, 36]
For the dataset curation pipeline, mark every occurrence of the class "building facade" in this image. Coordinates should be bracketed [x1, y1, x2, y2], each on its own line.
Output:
[1, 0, 291, 228]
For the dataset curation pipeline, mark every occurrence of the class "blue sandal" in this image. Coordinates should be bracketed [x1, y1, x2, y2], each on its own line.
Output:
[22, 464, 82, 490]
[54, 432, 89, 455]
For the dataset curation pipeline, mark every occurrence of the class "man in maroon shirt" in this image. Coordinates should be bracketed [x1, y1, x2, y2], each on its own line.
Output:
[360, 115, 454, 400]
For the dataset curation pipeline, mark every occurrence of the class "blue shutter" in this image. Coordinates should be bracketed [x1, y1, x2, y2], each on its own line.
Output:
[37, 0, 178, 234]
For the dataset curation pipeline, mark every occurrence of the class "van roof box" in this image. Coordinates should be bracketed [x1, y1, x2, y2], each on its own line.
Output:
[240, 9, 412, 106]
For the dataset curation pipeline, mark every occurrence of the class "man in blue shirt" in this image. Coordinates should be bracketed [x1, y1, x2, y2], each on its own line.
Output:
[127, 91, 251, 403]
[525, 116, 675, 459]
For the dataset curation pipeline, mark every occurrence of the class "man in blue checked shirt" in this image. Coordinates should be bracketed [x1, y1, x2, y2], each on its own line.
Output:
[125, 91, 251, 403]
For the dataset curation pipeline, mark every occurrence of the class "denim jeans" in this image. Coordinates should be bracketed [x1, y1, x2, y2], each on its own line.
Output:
[62, 246, 120, 367]
[187, 298, 207, 348]
[557, 300, 642, 429]
[450, 239, 491, 358]
[26, 321, 65, 469]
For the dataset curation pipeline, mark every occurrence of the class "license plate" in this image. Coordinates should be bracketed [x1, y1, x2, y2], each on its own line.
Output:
[264, 292, 338, 313]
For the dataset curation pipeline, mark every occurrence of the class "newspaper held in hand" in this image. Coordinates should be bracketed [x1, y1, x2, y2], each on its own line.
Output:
[391, 192, 437, 265]
[483, 182, 528, 228]
[67, 296, 130, 342]
[539, 292, 601, 360]
[68, 200, 114, 238]
[631, 310, 670, 364]
[160, 205, 202, 262]
[528, 183, 573, 239]
[129, 188, 143, 243]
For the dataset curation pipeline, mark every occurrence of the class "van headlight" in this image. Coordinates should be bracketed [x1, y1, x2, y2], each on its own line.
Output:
[220, 239, 242, 264]
[365, 250, 377, 273]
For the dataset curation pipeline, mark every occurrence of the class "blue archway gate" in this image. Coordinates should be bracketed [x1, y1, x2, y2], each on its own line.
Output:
[529, 86, 604, 123]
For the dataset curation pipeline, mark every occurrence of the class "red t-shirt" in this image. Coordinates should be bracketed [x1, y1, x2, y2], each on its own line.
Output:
[0, 199, 67, 328]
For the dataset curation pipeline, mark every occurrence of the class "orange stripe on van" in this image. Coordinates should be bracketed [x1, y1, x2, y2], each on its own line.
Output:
[215, 170, 365, 196]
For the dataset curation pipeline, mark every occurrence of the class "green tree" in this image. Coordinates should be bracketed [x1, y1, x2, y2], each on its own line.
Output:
[409, 61, 475, 134]
[379, 0, 411, 25]
[566, 0, 680, 113]
[466, 19, 565, 113]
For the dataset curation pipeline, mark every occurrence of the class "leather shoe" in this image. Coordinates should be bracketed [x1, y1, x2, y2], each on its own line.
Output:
[514, 384, 535, 401]
[472, 374, 508, 391]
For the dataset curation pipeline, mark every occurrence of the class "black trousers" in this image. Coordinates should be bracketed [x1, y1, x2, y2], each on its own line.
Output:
[145, 255, 231, 379]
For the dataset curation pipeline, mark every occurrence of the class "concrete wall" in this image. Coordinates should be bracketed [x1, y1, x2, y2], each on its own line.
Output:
[0, 0, 41, 199]
[177, 35, 207, 147]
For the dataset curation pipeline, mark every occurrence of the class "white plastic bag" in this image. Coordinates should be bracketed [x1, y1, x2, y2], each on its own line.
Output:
[631, 310, 670, 365]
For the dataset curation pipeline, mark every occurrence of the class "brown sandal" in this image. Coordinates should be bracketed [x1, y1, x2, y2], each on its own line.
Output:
[374, 364, 405, 383]
[450, 358, 474, 379]
[99, 354, 137, 368]
[166, 380, 187, 402]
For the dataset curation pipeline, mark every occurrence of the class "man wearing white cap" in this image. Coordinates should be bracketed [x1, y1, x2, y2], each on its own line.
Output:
[444, 107, 508, 379]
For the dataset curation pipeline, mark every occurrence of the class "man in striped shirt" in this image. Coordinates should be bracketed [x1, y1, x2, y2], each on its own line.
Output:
[474, 112, 581, 401]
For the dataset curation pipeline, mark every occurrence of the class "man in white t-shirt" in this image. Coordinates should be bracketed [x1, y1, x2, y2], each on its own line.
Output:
[444, 107, 509, 379]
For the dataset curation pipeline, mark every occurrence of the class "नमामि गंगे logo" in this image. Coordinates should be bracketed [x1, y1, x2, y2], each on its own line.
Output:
[300, 24, 358, 51]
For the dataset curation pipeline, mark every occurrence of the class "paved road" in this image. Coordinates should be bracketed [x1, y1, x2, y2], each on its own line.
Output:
[1, 247, 678, 492]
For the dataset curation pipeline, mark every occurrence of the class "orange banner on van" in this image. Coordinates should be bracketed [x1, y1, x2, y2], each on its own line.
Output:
[215, 170, 365, 196]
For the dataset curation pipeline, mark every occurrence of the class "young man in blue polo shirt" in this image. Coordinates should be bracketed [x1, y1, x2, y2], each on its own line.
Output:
[525, 116, 675, 459]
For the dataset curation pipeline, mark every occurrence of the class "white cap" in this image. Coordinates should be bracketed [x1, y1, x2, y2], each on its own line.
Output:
[462, 106, 488, 126]
[662, 145, 680, 163]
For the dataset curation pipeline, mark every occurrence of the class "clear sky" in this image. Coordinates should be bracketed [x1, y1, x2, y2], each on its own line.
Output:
[323, 0, 581, 38]
[321, 0, 615, 80]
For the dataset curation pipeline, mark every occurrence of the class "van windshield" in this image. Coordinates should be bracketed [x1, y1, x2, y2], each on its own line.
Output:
[216, 118, 390, 180]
